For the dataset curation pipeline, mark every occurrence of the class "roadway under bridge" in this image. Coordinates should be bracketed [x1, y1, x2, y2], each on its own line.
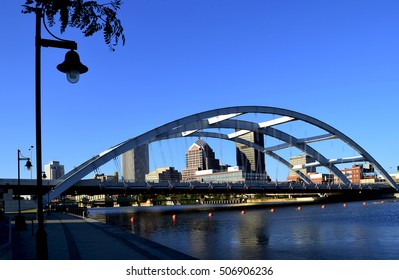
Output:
[1, 178, 396, 197]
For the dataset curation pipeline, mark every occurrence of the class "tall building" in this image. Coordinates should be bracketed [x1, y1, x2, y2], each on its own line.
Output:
[121, 145, 149, 182]
[289, 154, 316, 176]
[182, 138, 220, 181]
[236, 131, 265, 173]
[44, 161, 65, 179]
[287, 154, 316, 181]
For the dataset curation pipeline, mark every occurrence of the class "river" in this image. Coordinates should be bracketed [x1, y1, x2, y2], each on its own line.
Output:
[88, 199, 399, 260]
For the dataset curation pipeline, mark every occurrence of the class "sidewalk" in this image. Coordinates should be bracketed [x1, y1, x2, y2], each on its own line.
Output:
[11, 212, 196, 260]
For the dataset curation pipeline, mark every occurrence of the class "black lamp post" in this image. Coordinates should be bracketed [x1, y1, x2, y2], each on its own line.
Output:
[42, 171, 49, 211]
[29, 146, 34, 179]
[16, 149, 32, 231]
[34, 7, 88, 260]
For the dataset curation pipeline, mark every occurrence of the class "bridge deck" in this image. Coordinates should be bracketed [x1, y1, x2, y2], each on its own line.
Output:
[2, 178, 396, 196]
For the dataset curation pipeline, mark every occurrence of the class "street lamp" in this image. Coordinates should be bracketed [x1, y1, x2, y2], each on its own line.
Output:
[29, 146, 34, 179]
[16, 149, 32, 231]
[57, 50, 89, 83]
[34, 7, 88, 260]
[42, 172, 51, 213]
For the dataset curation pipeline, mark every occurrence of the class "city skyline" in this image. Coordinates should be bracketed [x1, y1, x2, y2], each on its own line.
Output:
[1, 0, 399, 181]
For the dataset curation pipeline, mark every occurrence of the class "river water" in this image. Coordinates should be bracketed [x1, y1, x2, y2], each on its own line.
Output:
[89, 199, 399, 260]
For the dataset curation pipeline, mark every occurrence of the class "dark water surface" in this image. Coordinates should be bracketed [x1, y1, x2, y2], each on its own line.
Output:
[91, 200, 399, 260]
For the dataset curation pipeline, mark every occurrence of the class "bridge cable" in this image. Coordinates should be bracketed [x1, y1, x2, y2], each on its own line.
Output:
[256, 131, 262, 174]
[137, 145, 150, 183]
[234, 119, 246, 172]
[272, 114, 279, 182]
[158, 140, 167, 167]
[94, 167, 101, 176]
[168, 138, 175, 169]
[253, 131, 265, 175]
[149, 143, 158, 171]
[264, 129, 268, 180]
[304, 129, 307, 155]
[288, 122, 293, 179]
[255, 112, 262, 175]
[113, 156, 122, 181]
[218, 127, 224, 166]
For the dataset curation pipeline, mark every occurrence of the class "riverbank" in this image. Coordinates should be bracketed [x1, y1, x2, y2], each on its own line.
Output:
[87, 197, 316, 216]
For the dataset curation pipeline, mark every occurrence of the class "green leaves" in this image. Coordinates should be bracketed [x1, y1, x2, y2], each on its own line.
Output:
[22, 0, 125, 51]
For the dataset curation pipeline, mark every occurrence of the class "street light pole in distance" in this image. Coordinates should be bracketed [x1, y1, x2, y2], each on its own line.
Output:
[29, 146, 34, 179]
[16, 149, 32, 231]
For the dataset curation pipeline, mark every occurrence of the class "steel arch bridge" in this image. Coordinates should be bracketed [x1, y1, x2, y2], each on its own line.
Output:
[47, 106, 398, 201]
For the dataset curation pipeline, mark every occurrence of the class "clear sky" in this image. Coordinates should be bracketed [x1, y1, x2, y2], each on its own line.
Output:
[1, 0, 399, 181]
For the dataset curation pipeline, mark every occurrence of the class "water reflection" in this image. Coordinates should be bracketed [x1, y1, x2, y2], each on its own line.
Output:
[92, 200, 399, 260]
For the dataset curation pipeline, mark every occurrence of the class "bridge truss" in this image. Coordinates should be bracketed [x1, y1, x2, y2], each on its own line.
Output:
[47, 106, 398, 202]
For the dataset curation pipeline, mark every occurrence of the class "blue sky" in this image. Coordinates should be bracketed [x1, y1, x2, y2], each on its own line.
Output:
[1, 0, 399, 180]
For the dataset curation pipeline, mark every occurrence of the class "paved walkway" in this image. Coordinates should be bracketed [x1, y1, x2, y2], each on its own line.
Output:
[11, 212, 196, 260]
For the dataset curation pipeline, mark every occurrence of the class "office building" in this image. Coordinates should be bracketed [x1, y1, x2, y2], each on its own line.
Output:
[182, 138, 220, 181]
[287, 154, 316, 180]
[44, 161, 65, 179]
[121, 145, 149, 182]
[236, 131, 266, 173]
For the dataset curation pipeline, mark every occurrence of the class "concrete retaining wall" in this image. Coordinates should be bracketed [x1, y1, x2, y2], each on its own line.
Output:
[3, 190, 37, 213]
[0, 216, 12, 260]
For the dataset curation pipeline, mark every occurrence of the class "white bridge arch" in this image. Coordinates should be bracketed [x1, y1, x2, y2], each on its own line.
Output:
[48, 106, 398, 201]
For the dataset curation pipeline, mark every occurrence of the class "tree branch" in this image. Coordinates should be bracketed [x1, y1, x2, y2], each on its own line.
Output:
[22, 0, 125, 51]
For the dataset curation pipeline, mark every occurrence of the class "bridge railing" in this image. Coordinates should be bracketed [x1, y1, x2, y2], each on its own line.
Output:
[81, 181, 394, 197]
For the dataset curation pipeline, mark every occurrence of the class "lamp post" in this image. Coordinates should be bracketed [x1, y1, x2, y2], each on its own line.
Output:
[29, 146, 34, 179]
[34, 7, 88, 260]
[42, 171, 49, 212]
[16, 149, 32, 231]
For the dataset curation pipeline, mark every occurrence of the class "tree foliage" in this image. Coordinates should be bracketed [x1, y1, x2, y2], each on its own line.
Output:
[22, 0, 125, 51]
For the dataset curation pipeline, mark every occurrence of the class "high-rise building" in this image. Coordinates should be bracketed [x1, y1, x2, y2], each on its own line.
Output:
[236, 131, 265, 173]
[121, 145, 149, 182]
[44, 161, 65, 179]
[287, 154, 316, 181]
[182, 138, 220, 181]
